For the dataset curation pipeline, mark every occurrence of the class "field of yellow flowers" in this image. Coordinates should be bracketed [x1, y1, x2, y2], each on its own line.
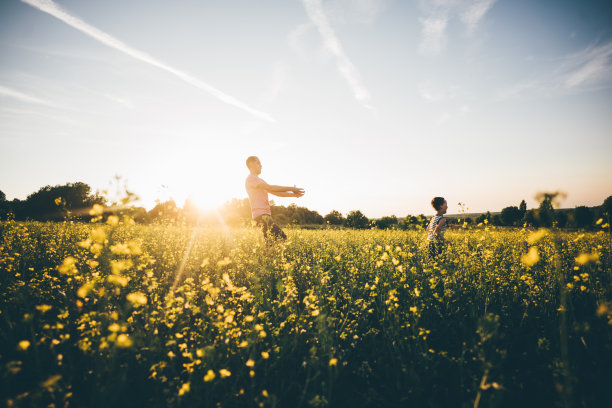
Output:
[0, 215, 610, 407]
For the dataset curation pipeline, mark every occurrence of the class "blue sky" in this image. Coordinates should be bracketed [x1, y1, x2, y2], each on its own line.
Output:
[1, 0, 611, 217]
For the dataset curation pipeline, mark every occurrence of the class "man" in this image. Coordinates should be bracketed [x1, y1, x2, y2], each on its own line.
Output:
[245, 156, 305, 246]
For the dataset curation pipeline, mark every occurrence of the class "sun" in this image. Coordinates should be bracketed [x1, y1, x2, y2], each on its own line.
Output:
[188, 190, 223, 211]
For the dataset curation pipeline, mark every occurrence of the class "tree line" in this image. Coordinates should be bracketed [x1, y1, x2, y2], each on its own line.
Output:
[1, 183, 610, 230]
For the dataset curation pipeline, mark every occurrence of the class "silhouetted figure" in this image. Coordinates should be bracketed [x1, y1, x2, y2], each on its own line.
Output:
[245, 156, 304, 246]
[426, 197, 448, 257]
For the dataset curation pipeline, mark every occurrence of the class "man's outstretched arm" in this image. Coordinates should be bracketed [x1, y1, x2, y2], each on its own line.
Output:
[259, 181, 304, 195]
[269, 190, 304, 198]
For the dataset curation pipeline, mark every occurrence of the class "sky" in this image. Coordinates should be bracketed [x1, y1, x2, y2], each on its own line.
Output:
[1, 0, 611, 217]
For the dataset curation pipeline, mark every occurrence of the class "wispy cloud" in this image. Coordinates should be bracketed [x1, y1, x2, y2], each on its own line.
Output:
[460, 0, 496, 35]
[0, 84, 60, 108]
[418, 0, 497, 55]
[418, 14, 448, 56]
[417, 82, 458, 102]
[301, 0, 374, 110]
[498, 41, 612, 99]
[0, 106, 78, 125]
[19, 0, 275, 122]
[324, 0, 388, 25]
[103, 93, 134, 109]
[563, 41, 612, 88]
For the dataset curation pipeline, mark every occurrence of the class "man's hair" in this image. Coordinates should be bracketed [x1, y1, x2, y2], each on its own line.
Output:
[431, 197, 445, 211]
[246, 156, 259, 169]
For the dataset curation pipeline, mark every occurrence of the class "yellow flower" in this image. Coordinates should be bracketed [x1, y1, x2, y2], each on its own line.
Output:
[575, 252, 599, 265]
[246, 359, 255, 367]
[41, 374, 62, 389]
[110, 259, 133, 275]
[110, 243, 130, 255]
[107, 275, 128, 287]
[91, 228, 107, 243]
[58, 257, 77, 275]
[126, 292, 147, 307]
[203, 370, 215, 382]
[178, 382, 190, 396]
[106, 215, 119, 226]
[115, 334, 133, 348]
[261, 351, 269, 359]
[329, 358, 338, 366]
[219, 369, 231, 378]
[89, 204, 104, 216]
[527, 229, 548, 245]
[77, 281, 95, 298]
[108, 323, 121, 332]
[262, 390, 269, 398]
[18, 340, 30, 350]
[35, 304, 52, 313]
[217, 257, 232, 267]
[521, 247, 540, 268]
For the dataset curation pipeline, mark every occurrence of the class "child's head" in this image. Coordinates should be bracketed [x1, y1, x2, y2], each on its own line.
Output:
[246, 156, 262, 174]
[431, 197, 448, 214]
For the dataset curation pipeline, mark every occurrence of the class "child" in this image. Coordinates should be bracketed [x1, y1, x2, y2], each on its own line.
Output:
[426, 197, 448, 257]
[245, 156, 305, 246]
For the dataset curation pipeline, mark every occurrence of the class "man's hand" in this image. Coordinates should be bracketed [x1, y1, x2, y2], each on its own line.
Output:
[292, 187, 305, 197]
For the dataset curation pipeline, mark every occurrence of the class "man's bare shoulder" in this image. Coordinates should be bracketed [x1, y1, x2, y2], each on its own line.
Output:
[246, 174, 265, 188]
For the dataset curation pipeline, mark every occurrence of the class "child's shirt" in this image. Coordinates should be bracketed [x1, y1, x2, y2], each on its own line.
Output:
[426, 215, 447, 241]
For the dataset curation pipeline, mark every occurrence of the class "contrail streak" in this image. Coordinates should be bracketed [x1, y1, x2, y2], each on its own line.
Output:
[20, 0, 275, 122]
[301, 0, 373, 110]
[0, 84, 59, 107]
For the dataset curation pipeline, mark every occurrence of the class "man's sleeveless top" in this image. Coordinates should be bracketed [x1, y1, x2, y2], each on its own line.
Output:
[426, 215, 447, 241]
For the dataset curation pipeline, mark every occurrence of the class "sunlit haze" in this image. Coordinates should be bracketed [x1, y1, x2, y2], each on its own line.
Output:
[1, 0, 611, 217]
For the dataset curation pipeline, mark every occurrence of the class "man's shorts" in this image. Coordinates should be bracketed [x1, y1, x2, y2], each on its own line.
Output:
[254, 214, 287, 246]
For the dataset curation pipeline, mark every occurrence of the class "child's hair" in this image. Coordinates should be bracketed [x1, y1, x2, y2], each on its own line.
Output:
[246, 156, 259, 169]
[431, 197, 445, 211]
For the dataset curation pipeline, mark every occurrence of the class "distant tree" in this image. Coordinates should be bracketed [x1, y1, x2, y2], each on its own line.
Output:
[555, 211, 568, 228]
[148, 199, 180, 223]
[272, 203, 323, 226]
[476, 211, 491, 224]
[603, 196, 612, 233]
[492, 214, 503, 226]
[501, 206, 521, 226]
[220, 198, 251, 227]
[523, 209, 537, 227]
[518, 200, 527, 219]
[574, 206, 593, 229]
[603, 196, 612, 217]
[345, 210, 369, 229]
[0, 191, 8, 219]
[399, 215, 417, 230]
[182, 198, 201, 225]
[534, 191, 566, 228]
[23, 182, 105, 221]
[324, 210, 344, 226]
[537, 197, 554, 228]
[375, 215, 398, 229]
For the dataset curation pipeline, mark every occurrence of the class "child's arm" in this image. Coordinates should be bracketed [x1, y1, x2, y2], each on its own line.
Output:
[433, 218, 447, 237]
